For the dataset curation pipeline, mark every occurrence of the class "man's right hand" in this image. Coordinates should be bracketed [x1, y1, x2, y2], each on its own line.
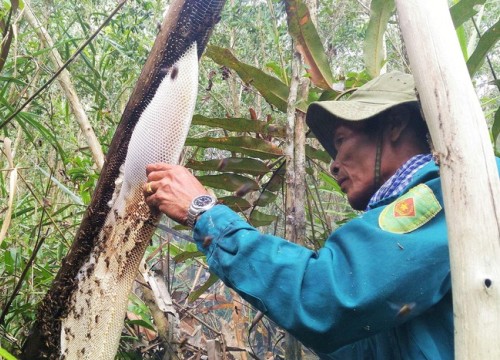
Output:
[143, 163, 209, 225]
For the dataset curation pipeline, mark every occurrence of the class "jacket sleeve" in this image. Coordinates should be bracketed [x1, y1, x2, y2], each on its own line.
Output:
[193, 186, 450, 353]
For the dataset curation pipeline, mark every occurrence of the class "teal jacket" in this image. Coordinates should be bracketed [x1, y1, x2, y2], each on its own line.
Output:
[193, 159, 499, 359]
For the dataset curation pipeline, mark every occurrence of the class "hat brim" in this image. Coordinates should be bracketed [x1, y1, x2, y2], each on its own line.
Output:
[306, 100, 418, 158]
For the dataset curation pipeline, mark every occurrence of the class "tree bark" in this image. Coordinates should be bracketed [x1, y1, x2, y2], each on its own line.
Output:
[284, 50, 306, 360]
[396, 1, 500, 359]
[285, 52, 307, 246]
[23, 1, 105, 170]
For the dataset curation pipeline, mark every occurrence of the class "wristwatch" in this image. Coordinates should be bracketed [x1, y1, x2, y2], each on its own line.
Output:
[187, 194, 217, 228]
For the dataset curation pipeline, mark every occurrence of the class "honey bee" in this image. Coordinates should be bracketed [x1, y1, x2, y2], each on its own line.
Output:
[388, 301, 416, 318]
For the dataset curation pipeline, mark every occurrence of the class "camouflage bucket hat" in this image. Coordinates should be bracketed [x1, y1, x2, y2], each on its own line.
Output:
[306, 71, 418, 158]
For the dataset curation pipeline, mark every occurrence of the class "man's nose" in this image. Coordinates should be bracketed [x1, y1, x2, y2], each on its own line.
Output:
[330, 160, 340, 179]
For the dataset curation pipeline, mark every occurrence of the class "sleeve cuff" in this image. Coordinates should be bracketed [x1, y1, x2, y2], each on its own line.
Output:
[193, 204, 244, 256]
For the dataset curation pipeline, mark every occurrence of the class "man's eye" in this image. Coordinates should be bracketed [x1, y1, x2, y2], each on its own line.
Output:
[334, 137, 344, 148]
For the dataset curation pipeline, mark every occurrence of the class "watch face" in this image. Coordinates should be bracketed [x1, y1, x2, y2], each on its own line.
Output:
[194, 195, 214, 208]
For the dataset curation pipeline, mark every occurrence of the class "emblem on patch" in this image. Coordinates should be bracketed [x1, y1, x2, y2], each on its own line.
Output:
[394, 198, 416, 217]
[379, 184, 442, 234]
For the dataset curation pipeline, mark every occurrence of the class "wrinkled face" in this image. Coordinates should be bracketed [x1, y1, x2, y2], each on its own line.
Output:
[330, 122, 378, 210]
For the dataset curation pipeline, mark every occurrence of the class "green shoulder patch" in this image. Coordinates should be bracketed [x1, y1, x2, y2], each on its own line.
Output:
[379, 184, 442, 234]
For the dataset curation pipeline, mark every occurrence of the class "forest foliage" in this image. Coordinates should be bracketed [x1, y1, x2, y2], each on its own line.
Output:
[0, 0, 498, 358]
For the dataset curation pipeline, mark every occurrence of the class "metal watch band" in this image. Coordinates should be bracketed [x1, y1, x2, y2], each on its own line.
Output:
[186, 195, 217, 228]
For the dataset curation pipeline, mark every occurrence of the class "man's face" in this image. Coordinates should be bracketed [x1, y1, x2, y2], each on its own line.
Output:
[330, 122, 378, 210]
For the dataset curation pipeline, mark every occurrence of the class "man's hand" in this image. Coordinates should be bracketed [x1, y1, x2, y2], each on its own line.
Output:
[143, 163, 209, 225]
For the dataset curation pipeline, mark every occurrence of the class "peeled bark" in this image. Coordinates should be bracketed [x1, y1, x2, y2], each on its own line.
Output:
[396, 1, 500, 358]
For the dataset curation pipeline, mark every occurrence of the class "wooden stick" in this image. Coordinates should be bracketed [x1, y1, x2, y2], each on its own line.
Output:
[395, 1, 500, 358]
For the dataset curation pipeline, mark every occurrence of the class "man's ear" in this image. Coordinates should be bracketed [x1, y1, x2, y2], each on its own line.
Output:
[387, 112, 410, 142]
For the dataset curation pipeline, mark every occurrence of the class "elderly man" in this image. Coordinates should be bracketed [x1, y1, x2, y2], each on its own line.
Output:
[144, 71, 492, 359]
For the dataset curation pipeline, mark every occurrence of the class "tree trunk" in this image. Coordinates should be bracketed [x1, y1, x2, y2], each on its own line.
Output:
[284, 50, 306, 360]
[395, 1, 500, 359]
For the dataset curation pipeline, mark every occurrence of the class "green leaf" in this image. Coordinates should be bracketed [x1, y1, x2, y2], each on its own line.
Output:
[206, 46, 307, 113]
[186, 157, 271, 176]
[165, 241, 198, 258]
[252, 191, 278, 207]
[173, 250, 203, 263]
[76, 75, 108, 100]
[285, 0, 334, 89]
[249, 210, 278, 227]
[4, 249, 16, 275]
[344, 70, 371, 89]
[263, 165, 285, 192]
[265, 61, 288, 83]
[318, 89, 342, 101]
[450, 0, 486, 28]
[16, 112, 66, 161]
[197, 174, 260, 193]
[319, 170, 342, 193]
[218, 196, 252, 211]
[363, 0, 395, 78]
[192, 114, 286, 138]
[467, 18, 500, 76]
[126, 319, 156, 332]
[492, 106, 500, 147]
[456, 24, 469, 59]
[185, 136, 283, 160]
[0, 76, 26, 86]
[0, 347, 18, 360]
[188, 273, 219, 302]
[36, 165, 84, 205]
[2, 1, 12, 11]
[306, 144, 331, 163]
[118, 335, 140, 344]
[452, 0, 469, 59]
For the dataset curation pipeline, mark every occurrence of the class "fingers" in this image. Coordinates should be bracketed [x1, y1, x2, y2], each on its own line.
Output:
[145, 163, 165, 174]
[145, 163, 176, 175]
[143, 178, 168, 197]
[143, 192, 159, 210]
[146, 163, 184, 182]
[142, 184, 187, 225]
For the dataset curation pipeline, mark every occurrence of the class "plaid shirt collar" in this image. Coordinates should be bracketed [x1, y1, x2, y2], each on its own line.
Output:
[367, 153, 433, 210]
